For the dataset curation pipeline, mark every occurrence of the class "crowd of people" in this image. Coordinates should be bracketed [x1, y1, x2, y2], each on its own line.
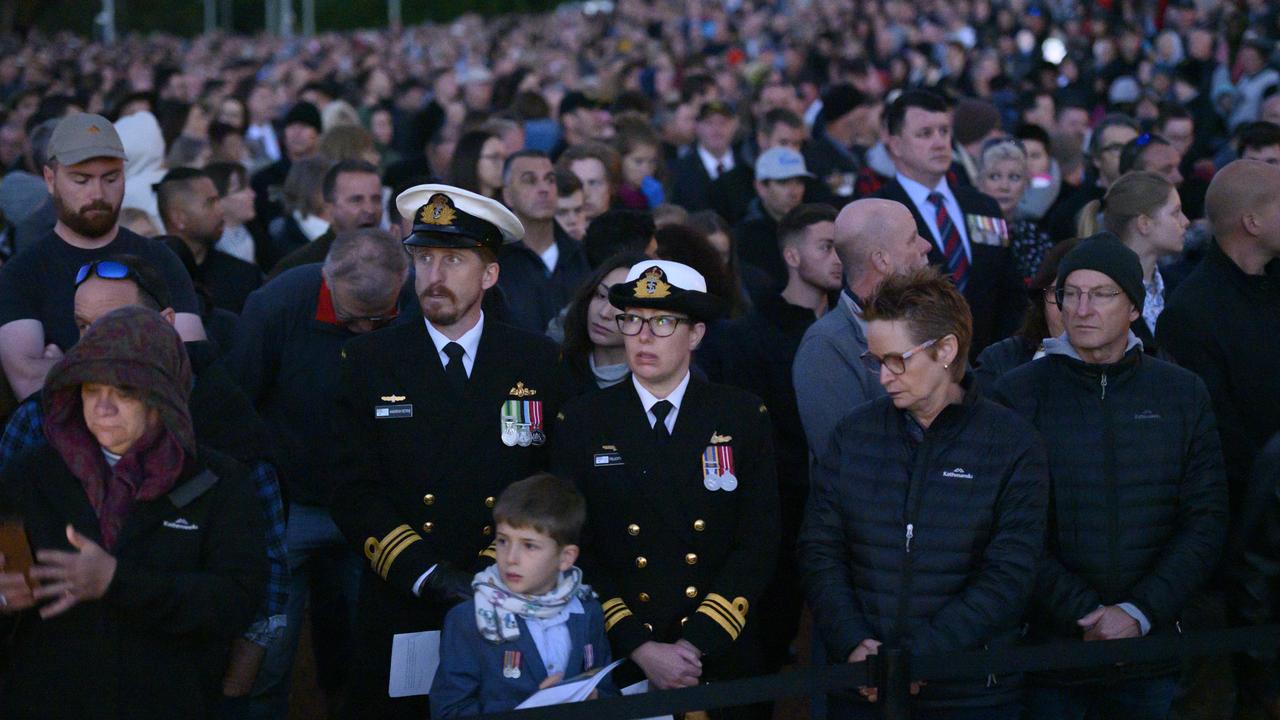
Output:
[0, 0, 1279, 718]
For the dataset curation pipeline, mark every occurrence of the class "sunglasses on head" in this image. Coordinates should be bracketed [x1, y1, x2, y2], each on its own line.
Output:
[74, 260, 165, 310]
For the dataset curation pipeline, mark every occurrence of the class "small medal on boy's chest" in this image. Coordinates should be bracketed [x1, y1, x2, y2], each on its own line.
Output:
[503, 649, 522, 679]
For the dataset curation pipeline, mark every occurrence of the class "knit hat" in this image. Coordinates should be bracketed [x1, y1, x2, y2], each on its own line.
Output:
[952, 98, 1002, 146]
[818, 84, 868, 124]
[283, 102, 323, 134]
[1056, 232, 1144, 313]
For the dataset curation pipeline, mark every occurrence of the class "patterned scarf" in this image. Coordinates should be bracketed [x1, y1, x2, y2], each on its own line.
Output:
[43, 307, 194, 549]
[472, 565, 586, 645]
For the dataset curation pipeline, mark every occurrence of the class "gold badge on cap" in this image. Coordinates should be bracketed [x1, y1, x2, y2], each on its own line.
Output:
[635, 267, 672, 299]
[420, 194, 457, 226]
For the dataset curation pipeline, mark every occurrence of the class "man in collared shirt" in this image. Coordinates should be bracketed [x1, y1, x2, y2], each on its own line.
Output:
[329, 184, 567, 719]
[671, 102, 754, 224]
[875, 90, 1025, 358]
[554, 259, 778, 719]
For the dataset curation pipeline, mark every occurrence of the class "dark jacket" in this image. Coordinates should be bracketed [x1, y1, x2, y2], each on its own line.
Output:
[267, 227, 335, 281]
[799, 379, 1048, 709]
[262, 215, 319, 274]
[329, 317, 568, 717]
[875, 178, 1026, 356]
[1238, 433, 1280, 628]
[1157, 243, 1280, 519]
[430, 595, 614, 716]
[0, 446, 267, 719]
[973, 335, 1037, 395]
[732, 199, 785, 295]
[1044, 181, 1104, 243]
[992, 341, 1228, 681]
[250, 157, 291, 229]
[669, 145, 754, 225]
[552, 377, 778, 673]
[496, 228, 590, 335]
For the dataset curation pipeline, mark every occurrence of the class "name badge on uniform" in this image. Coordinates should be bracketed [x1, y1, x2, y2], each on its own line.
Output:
[503, 649, 522, 679]
[374, 405, 413, 419]
[701, 445, 738, 492]
[584, 643, 595, 670]
[966, 214, 1009, 247]
[594, 452, 624, 467]
[501, 400, 545, 447]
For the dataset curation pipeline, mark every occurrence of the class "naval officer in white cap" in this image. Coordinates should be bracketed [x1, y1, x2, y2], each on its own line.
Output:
[329, 184, 571, 719]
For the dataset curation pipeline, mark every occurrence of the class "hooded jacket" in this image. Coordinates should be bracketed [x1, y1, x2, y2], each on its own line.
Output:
[113, 111, 168, 233]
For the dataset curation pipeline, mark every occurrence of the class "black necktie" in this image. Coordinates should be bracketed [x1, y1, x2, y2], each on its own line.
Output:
[443, 342, 468, 396]
[651, 400, 673, 444]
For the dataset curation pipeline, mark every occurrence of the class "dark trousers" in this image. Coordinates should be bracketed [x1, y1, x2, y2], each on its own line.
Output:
[1024, 674, 1178, 720]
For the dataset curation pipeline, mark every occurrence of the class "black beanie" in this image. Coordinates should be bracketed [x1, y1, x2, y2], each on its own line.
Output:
[819, 84, 867, 124]
[283, 102, 323, 134]
[1056, 232, 1144, 313]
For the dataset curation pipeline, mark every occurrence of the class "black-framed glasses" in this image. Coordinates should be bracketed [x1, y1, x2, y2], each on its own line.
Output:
[860, 337, 940, 375]
[616, 313, 688, 337]
[74, 261, 165, 309]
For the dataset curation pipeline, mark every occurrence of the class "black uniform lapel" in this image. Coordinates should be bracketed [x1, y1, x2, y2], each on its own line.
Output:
[664, 379, 718, 536]
[392, 320, 464, 435]
[612, 383, 691, 538]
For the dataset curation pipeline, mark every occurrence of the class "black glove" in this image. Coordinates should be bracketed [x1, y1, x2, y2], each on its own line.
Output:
[423, 562, 473, 602]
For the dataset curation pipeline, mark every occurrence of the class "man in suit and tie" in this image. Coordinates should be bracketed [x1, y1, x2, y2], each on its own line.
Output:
[329, 184, 569, 719]
[553, 259, 779, 719]
[874, 90, 1025, 356]
[670, 102, 755, 224]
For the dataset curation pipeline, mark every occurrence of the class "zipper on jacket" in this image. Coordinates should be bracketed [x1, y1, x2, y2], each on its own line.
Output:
[1100, 372, 1108, 400]
[905, 523, 914, 552]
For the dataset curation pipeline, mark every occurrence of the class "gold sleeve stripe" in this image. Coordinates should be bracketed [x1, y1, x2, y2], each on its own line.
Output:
[368, 525, 421, 579]
[365, 526, 412, 566]
[376, 532, 422, 579]
[696, 601, 743, 639]
[601, 598, 633, 631]
[705, 593, 749, 624]
[478, 543, 497, 560]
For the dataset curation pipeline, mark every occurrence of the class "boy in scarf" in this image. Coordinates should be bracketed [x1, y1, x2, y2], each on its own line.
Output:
[431, 473, 614, 716]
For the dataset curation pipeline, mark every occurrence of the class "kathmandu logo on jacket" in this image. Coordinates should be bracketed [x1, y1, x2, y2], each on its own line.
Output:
[1134, 410, 1162, 420]
[163, 518, 200, 531]
[942, 467, 974, 479]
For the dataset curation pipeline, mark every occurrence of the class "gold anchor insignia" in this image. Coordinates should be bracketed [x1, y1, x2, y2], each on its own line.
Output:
[634, 267, 672, 298]
[508, 381, 537, 398]
[380, 394, 406, 403]
[419, 194, 457, 226]
[710, 433, 732, 444]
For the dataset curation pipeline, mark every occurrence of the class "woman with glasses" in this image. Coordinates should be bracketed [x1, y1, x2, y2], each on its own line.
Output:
[449, 130, 508, 200]
[799, 267, 1048, 720]
[0, 306, 267, 719]
[976, 137, 1054, 282]
[559, 252, 649, 394]
[974, 238, 1079, 393]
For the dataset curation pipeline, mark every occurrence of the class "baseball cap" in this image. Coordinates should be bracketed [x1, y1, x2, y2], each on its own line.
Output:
[754, 147, 814, 181]
[46, 113, 128, 167]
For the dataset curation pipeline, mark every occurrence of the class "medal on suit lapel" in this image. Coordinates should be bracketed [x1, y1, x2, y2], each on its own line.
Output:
[528, 400, 546, 446]
[517, 401, 533, 447]
[701, 446, 722, 491]
[503, 649, 522, 679]
[716, 445, 738, 491]
[500, 401, 519, 447]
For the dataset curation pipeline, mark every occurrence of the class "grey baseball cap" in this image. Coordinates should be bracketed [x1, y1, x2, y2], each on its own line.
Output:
[46, 113, 128, 166]
[754, 147, 814, 182]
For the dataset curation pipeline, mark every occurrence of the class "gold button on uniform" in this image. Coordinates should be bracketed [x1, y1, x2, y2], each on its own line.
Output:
[693, 519, 706, 532]
[685, 553, 698, 565]
[635, 556, 648, 569]
[685, 586, 698, 598]
[484, 496, 495, 508]
[627, 523, 640, 536]
[643, 623, 654, 632]
[482, 525, 492, 536]
[422, 522, 434, 533]
[423, 494, 435, 506]
[638, 592, 650, 603]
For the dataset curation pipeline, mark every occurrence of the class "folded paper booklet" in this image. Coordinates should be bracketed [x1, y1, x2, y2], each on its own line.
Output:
[515, 658, 625, 708]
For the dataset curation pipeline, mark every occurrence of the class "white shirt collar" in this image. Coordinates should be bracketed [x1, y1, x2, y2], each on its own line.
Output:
[896, 172, 952, 208]
[538, 241, 560, 274]
[697, 145, 734, 179]
[632, 371, 691, 432]
[294, 212, 331, 242]
[424, 311, 485, 375]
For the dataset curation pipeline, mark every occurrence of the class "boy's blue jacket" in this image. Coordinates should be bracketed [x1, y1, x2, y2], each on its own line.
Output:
[430, 595, 617, 716]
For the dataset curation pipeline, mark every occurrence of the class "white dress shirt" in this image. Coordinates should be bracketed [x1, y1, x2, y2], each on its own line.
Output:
[246, 122, 282, 162]
[526, 596, 585, 677]
[697, 145, 735, 180]
[895, 173, 972, 262]
[632, 372, 691, 435]
[424, 312, 485, 377]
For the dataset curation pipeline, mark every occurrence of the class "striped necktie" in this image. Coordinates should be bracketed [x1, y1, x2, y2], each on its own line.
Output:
[927, 191, 968, 292]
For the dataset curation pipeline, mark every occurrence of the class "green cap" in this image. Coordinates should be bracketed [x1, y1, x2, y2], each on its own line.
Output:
[47, 113, 127, 166]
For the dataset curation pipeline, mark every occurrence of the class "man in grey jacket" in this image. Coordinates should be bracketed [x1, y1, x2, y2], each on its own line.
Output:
[792, 198, 931, 457]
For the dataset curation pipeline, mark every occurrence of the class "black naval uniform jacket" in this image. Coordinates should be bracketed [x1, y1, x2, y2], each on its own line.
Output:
[552, 376, 780, 669]
[329, 319, 567, 645]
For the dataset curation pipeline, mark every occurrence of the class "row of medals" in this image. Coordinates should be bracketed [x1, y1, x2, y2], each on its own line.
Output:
[501, 419, 545, 447]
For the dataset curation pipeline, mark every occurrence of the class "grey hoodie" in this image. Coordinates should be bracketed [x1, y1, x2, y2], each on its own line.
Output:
[1041, 330, 1143, 362]
[114, 111, 168, 232]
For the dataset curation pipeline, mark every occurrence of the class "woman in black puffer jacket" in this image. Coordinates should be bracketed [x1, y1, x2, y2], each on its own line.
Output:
[799, 268, 1049, 719]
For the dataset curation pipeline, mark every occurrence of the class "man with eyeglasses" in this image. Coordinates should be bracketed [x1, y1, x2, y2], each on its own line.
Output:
[0, 113, 205, 404]
[992, 233, 1227, 720]
[1045, 114, 1141, 242]
[327, 185, 568, 719]
[226, 226, 410, 719]
[553, 260, 779, 719]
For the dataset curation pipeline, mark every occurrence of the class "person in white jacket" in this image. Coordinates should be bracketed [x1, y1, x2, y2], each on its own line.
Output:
[113, 111, 169, 233]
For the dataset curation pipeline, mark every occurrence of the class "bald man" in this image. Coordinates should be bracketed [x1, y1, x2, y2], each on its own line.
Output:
[792, 198, 932, 455]
[1157, 157, 1280, 720]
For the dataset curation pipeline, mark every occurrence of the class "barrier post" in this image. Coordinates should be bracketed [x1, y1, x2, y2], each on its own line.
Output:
[878, 647, 911, 720]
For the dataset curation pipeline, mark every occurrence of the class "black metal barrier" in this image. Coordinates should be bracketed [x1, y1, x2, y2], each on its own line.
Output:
[474, 625, 1280, 720]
